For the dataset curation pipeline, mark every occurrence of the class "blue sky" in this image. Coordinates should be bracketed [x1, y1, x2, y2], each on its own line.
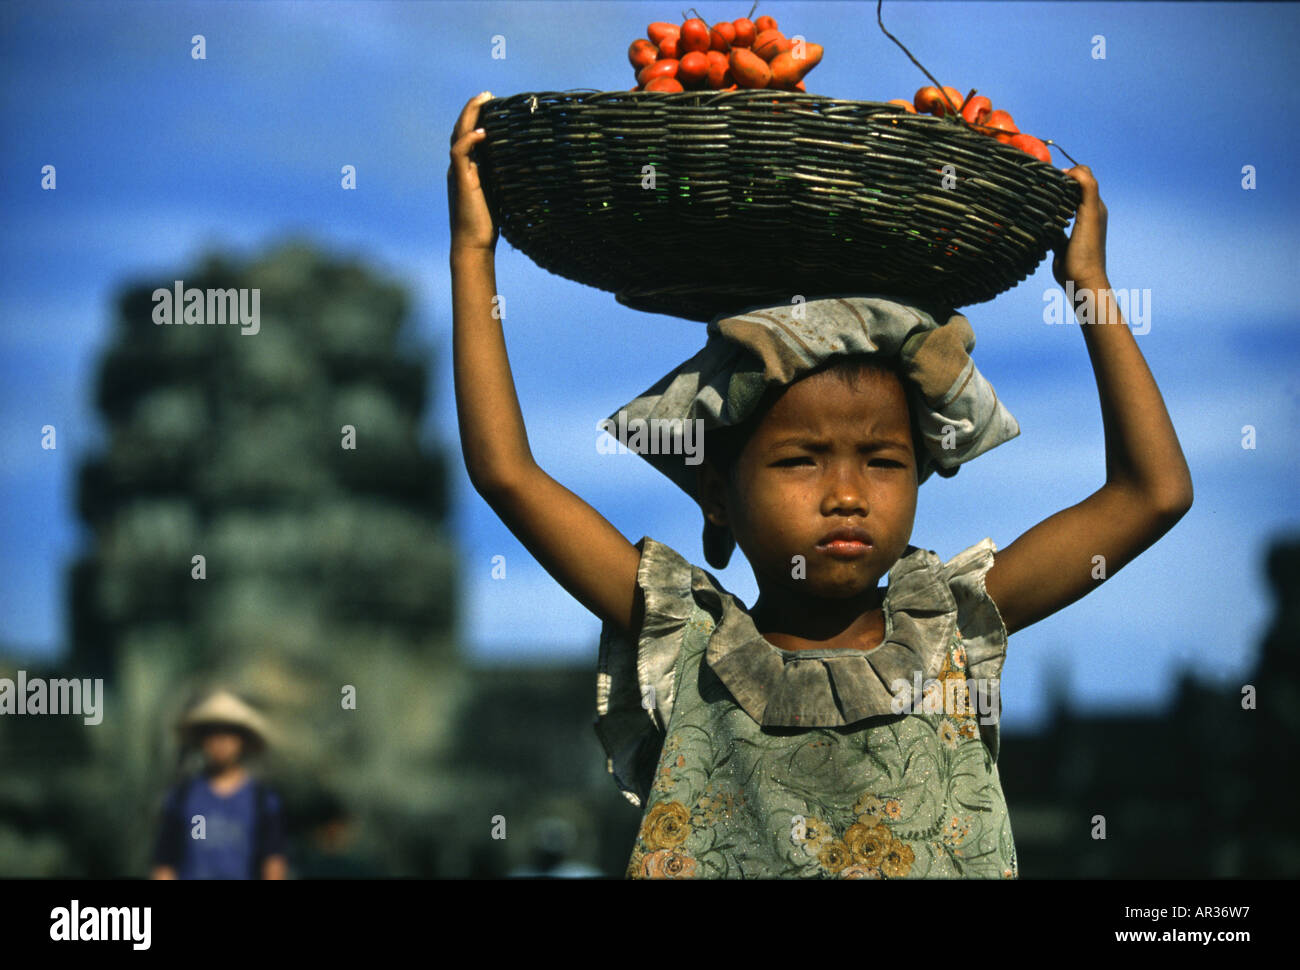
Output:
[2, 1, 1298, 731]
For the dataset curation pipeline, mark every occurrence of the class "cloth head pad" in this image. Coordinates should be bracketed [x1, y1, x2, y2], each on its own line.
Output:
[602, 295, 1020, 565]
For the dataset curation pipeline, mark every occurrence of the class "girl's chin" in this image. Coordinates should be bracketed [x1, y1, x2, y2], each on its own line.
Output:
[791, 570, 884, 599]
[816, 580, 882, 599]
[754, 550, 885, 589]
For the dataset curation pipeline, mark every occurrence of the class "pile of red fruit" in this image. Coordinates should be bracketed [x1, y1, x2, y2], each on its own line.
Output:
[628, 11, 823, 92]
[888, 85, 1052, 163]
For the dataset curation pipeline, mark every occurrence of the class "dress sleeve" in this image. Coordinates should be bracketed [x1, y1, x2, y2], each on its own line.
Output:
[942, 538, 1009, 677]
[594, 535, 698, 808]
[941, 538, 1011, 762]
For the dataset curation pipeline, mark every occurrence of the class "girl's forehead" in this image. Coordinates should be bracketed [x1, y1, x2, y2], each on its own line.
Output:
[762, 373, 911, 427]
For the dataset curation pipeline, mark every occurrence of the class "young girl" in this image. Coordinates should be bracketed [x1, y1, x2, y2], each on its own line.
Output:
[448, 91, 1193, 878]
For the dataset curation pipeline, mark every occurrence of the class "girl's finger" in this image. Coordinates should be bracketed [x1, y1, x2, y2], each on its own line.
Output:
[452, 95, 482, 142]
[449, 127, 485, 159]
[449, 129, 486, 172]
[1070, 167, 1099, 196]
[451, 92, 492, 147]
[450, 107, 479, 148]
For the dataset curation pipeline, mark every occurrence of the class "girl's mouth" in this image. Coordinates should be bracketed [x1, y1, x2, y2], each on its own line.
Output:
[815, 539, 874, 559]
[815, 525, 874, 558]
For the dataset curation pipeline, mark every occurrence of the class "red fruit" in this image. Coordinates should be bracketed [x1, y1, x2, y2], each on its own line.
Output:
[888, 98, 918, 113]
[790, 40, 822, 75]
[647, 22, 679, 46]
[939, 86, 964, 115]
[732, 18, 757, 47]
[705, 49, 731, 88]
[1009, 133, 1051, 163]
[710, 22, 734, 52]
[982, 109, 1018, 138]
[914, 84, 962, 116]
[769, 52, 800, 88]
[729, 47, 771, 88]
[678, 50, 710, 86]
[961, 95, 992, 125]
[753, 29, 792, 62]
[755, 15, 778, 32]
[628, 39, 658, 70]
[645, 76, 684, 93]
[913, 86, 943, 114]
[658, 35, 680, 59]
[771, 45, 821, 87]
[681, 18, 711, 54]
[638, 59, 678, 85]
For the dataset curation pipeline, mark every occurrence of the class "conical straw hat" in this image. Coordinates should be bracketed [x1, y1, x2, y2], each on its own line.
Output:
[178, 690, 271, 750]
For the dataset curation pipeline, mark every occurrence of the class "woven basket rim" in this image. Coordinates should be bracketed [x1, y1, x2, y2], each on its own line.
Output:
[474, 90, 1082, 320]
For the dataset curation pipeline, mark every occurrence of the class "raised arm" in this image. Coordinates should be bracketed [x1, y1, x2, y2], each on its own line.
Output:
[448, 93, 644, 637]
[983, 166, 1193, 636]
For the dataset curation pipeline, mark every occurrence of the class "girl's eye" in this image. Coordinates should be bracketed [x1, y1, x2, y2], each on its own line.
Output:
[774, 457, 905, 468]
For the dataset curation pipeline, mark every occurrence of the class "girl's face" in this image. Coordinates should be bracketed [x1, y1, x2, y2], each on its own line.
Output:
[700, 368, 918, 602]
[200, 727, 244, 769]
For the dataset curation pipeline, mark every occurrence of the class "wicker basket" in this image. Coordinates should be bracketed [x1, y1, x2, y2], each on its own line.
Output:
[473, 89, 1081, 322]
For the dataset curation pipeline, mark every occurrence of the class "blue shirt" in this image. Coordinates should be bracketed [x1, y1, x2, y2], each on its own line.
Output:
[154, 776, 283, 879]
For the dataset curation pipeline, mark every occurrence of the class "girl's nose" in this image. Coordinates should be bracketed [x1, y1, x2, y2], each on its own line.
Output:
[820, 469, 869, 515]
[823, 493, 868, 516]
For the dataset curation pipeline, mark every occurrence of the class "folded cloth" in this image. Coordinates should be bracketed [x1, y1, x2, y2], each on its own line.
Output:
[601, 294, 1020, 567]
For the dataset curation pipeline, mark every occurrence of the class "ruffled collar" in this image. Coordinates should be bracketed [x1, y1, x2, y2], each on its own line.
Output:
[689, 545, 957, 728]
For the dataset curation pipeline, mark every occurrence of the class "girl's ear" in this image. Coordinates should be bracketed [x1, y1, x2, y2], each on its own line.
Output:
[698, 458, 736, 569]
[703, 518, 734, 569]
[696, 459, 730, 529]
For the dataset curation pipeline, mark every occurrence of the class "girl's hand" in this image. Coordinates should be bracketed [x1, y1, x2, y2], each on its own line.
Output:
[448, 91, 499, 254]
[1051, 165, 1108, 289]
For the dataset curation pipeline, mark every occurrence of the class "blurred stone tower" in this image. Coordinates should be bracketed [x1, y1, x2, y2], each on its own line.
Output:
[68, 240, 466, 875]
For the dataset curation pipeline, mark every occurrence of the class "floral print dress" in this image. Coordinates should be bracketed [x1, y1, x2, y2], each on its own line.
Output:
[595, 535, 1018, 879]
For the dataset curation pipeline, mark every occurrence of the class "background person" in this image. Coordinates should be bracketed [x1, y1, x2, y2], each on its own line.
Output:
[150, 690, 287, 880]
